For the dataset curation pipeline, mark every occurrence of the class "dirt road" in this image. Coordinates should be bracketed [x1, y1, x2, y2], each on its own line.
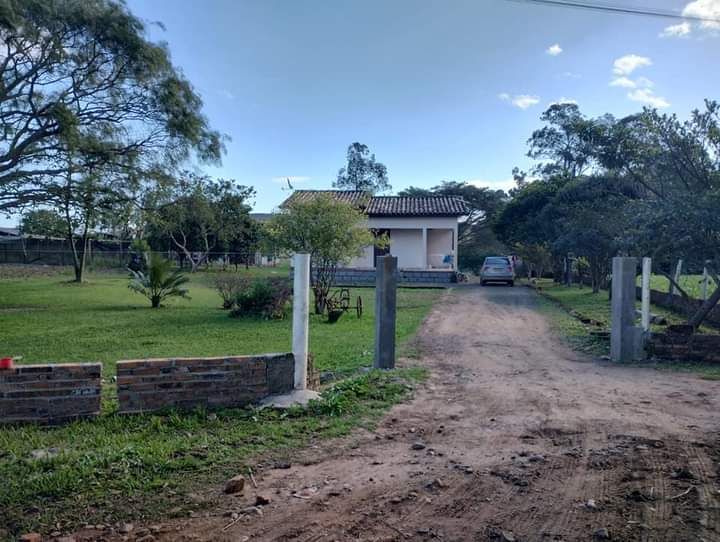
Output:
[122, 286, 720, 541]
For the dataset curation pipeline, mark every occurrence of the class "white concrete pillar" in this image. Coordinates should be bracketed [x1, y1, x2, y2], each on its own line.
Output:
[641, 257, 651, 331]
[292, 253, 310, 390]
[422, 227, 428, 269]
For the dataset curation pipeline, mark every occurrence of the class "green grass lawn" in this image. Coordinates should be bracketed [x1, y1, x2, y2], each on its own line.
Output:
[0, 268, 441, 376]
[638, 273, 713, 300]
[0, 267, 442, 538]
[532, 280, 720, 380]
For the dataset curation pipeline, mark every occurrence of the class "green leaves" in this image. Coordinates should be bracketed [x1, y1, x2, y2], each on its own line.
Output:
[128, 253, 190, 308]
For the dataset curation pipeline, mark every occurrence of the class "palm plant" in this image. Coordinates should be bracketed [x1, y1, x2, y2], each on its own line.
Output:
[128, 253, 190, 308]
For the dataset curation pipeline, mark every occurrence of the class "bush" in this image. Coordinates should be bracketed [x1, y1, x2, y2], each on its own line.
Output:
[213, 274, 250, 309]
[229, 277, 292, 319]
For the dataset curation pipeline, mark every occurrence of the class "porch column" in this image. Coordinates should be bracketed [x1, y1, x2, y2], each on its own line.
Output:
[453, 223, 459, 270]
[422, 227, 428, 269]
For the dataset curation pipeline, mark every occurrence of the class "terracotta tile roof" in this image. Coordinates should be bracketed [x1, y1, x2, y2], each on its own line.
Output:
[281, 190, 371, 208]
[366, 196, 467, 217]
[280, 190, 467, 217]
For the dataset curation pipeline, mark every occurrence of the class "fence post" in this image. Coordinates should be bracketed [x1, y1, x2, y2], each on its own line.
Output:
[374, 255, 398, 369]
[702, 267, 709, 301]
[292, 253, 310, 390]
[641, 257, 651, 331]
[670, 259, 683, 296]
[611, 257, 644, 362]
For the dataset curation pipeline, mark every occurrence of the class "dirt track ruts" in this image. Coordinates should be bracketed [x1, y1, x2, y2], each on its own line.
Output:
[103, 285, 720, 541]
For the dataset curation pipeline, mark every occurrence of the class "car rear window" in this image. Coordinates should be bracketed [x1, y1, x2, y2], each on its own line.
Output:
[485, 257, 510, 265]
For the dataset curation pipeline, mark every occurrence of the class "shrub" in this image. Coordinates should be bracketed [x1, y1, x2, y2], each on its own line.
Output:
[128, 253, 190, 308]
[213, 274, 250, 309]
[230, 277, 291, 319]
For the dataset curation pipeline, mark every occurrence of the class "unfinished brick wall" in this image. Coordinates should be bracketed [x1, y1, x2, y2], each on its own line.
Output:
[0, 363, 102, 424]
[646, 330, 720, 363]
[116, 353, 295, 414]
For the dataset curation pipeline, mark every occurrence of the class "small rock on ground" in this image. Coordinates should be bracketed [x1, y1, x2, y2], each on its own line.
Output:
[224, 475, 246, 494]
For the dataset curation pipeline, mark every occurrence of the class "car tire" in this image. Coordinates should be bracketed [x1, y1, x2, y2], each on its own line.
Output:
[508, 280, 514, 287]
[480, 280, 486, 286]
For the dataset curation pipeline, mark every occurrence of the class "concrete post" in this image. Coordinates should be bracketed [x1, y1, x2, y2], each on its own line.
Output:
[611, 257, 644, 362]
[292, 253, 310, 389]
[641, 257, 651, 331]
[374, 255, 398, 369]
[702, 267, 709, 301]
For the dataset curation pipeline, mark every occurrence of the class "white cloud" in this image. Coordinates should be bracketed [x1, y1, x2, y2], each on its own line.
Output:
[610, 77, 637, 88]
[467, 178, 517, 192]
[627, 88, 670, 108]
[271, 176, 311, 186]
[613, 54, 652, 76]
[660, 21, 692, 37]
[560, 71, 582, 79]
[549, 97, 578, 106]
[546, 43, 563, 56]
[610, 76, 654, 89]
[499, 93, 540, 110]
[660, 1, 720, 37]
[219, 89, 235, 100]
[684, 0, 720, 30]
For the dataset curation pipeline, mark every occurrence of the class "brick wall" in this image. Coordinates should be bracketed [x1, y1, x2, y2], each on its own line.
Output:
[646, 330, 720, 363]
[0, 363, 102, 425]
[116, 353, 294, 414]
[330, 268, 456, 286]
[635, 286, 720, 328]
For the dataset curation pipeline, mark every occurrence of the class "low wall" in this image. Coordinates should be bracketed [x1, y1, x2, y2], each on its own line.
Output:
[117, 353, 294, 414]
[331, 268, 456, 286]
[646, 330, 720, 363]
[0, 363, 102, 424]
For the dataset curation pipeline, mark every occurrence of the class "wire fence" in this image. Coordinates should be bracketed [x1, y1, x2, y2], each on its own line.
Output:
[0, 238, 286, 270]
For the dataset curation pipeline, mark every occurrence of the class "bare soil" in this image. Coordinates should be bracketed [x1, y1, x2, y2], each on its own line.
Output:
[81, 286, 720, 541]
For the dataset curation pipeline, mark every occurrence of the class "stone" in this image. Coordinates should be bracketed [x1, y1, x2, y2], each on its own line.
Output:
[501, 531, 516, 542]
[224, 475, 246, 495]
[20, 534, 42, 542]
[593, 527, 611, 540]
[119, 523, 134, 534]
[255, 494, 272, 506]
[411, 441, 426, 450]
[586, 499, 598, 510]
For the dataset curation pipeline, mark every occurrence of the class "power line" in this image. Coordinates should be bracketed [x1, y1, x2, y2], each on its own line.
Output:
[503, 0, 720, 25]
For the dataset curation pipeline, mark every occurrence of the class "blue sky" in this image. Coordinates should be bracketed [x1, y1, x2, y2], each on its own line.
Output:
[3, 0, 719, 226]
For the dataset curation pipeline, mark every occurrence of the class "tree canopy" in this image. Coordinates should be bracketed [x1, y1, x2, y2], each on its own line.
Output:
[334, 142, 390, 193]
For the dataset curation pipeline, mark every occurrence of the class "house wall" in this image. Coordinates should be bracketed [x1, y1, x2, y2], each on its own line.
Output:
[345, 216, 460, 270]
[427, 229, 454, 268]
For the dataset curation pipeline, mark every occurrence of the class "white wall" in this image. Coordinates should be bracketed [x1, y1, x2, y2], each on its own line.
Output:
[388, 229, 424, 269]
[427, 229, 454, 268]
[341, 216, 461, 270]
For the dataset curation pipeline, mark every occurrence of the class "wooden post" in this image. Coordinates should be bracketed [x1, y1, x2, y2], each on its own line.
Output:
[374, 255, 398, 369]
[292, 253, 310, 389]
[670, 259, 683, 296]
[702, 267, 709, 301]
[641, 257, 651, 331]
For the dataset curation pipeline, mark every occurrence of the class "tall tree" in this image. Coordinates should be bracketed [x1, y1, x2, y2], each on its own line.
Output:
[19, 209, 65, 238]
[527, 103, 603, 179]
[149, 173, 255, 272]
[0, 0, 223, 280]
[334, 142, 390, 193]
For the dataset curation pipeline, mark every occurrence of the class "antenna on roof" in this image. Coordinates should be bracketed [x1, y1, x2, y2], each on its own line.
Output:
[281, 177, 294, 192]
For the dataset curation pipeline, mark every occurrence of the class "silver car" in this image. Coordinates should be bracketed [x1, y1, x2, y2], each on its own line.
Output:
[480, 256, 515, 286]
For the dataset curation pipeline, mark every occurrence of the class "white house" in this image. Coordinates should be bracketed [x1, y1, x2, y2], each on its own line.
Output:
[281, 190, 467, 283]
